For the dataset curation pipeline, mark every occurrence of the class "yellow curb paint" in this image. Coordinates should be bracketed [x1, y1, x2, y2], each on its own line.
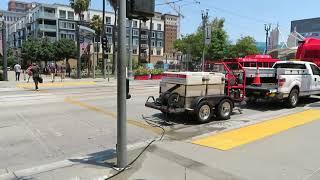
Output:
[17, 81, 96, 88]
[192, 110, 320, 151]
[64, 97, 162, 135]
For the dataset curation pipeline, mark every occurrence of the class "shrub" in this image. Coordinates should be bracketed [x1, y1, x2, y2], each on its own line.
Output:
[150, 68, 163, 75]
[134, 66, 149, 76]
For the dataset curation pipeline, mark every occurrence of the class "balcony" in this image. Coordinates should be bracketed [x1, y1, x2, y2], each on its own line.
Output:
[140, 44, 149, 49]
[37, 12, 57, 20]
[141, 34, 148, 39]
[38, 24, 57, 32]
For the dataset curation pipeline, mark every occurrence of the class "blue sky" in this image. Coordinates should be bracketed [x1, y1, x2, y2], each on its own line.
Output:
[1, 0, 320, 42]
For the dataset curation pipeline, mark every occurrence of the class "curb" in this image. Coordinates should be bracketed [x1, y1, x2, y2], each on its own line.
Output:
[0, 139, 155, 179]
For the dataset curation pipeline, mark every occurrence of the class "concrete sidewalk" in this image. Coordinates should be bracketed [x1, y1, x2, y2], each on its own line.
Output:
[0, 140, 242, 180]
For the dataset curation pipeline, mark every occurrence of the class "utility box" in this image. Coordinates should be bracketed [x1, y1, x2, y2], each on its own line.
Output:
[127, 0, 155, 20]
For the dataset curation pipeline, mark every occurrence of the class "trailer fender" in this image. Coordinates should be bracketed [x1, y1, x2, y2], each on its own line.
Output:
[191, 96, 234, 110]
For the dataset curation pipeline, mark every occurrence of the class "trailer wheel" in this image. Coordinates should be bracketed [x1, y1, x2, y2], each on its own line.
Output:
[216, 99, 233, 120]
[287, 88, 299, 108]
[195, 101, 213, 123]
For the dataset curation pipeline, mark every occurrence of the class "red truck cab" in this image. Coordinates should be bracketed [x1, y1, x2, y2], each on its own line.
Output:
[296, 38, 320, 67]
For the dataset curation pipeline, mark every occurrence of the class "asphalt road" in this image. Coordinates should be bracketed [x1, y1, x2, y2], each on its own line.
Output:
[1, 80, 320, 178]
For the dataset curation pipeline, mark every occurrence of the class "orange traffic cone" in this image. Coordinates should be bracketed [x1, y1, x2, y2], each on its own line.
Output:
[252, 67, 261, 86]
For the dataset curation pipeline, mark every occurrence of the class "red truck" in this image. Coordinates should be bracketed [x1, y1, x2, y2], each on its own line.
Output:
[296, 38, 320, 66]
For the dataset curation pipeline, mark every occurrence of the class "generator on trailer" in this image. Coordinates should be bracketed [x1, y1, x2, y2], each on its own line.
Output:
[145, 71, 239, 123]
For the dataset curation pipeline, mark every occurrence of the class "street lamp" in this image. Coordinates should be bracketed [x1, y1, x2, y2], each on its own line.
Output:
[0, 13, 8, 81]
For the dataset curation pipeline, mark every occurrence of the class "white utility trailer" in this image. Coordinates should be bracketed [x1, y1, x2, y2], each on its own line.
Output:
[145, 72, 235, 123]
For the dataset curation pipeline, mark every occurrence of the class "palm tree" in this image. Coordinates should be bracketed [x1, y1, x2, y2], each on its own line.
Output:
[107, 0, 118, 74]
[70, 0, 91, 78]
[70, 0, 91, 21]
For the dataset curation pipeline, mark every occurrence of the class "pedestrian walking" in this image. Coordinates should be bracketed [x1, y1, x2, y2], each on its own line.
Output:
[49, 63, 56, 83]
[30, 63, 41, 90]
[60, 62, 66, 82]
[14, 63, 22, 81]
[26, 64, 33, 83]
[66, 61, 71, 78]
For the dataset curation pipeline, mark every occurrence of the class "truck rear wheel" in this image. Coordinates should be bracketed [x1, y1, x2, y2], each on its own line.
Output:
[195, 101, 213, 123]
[287, 89, 299, 108]
[216, 99, 233, 120]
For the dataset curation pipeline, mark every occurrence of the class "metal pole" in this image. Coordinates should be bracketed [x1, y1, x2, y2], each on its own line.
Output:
[201, 10, 208, 72]
[102, 0, 106, 79]
[2, 23, 7, 81]
[76, 23, 81, 79]
[117, 0, 127, 169]
[138, 20, 142, 64]
[265, 24, 271, 55]
[128, 19, 133, 78]
[148, 18, 152, 63]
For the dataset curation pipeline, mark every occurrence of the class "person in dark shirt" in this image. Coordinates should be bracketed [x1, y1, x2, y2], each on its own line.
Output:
[30, 63, 41, 90]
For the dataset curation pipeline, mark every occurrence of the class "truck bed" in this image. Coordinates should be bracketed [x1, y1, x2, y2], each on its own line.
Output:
[246, 84, 278, 98]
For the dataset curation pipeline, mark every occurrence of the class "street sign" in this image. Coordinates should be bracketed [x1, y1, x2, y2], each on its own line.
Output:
[205, 25, 211, 45]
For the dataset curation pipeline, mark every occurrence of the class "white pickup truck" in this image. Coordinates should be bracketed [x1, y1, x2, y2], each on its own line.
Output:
[246, 61, 320, 107]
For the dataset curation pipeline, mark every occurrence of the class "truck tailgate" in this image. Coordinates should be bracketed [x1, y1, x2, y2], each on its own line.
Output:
[246, 84, 278, 97]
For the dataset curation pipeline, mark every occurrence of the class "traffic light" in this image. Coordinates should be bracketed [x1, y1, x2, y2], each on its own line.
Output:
[102, 36, 109, 52]
[127, 0, 155, 20]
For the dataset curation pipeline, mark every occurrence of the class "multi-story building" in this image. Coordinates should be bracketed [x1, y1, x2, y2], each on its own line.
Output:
[6, 2, 177, 64]
[8, 0, 37, 13]
[162, 14, 179, 61]
[268, 25, 280, 51]
[291, 17, 320, 38]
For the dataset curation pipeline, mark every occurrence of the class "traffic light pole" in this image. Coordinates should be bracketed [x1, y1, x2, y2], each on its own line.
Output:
[2, 23, 8, 81]
[102, 0, 106, 79]
[128, 19, 133, 78]
[117, 0, 127, 169]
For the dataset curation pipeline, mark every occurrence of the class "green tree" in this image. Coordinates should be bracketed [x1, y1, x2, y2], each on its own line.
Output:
[90, 15, 103, 36]
[230, 36, 259, 58]
[206, 18, 229, 61]
[38, 38, 56, 63]
[69, 0, 91, 21]
[174, 33, 203, 61]
[53, 38, 77, 61]
[21, 38, 40, 64]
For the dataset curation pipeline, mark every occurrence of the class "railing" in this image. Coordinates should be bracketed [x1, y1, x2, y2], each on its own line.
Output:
[37, 12, 56, 19]
[141, 35, 148, 39]
[38, 24, 57, 30]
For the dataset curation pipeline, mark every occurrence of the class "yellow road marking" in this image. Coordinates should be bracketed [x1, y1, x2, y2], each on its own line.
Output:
[192, 110, 320, 151]
[64, 97, 162, 135]
[17, 81, 96, 89]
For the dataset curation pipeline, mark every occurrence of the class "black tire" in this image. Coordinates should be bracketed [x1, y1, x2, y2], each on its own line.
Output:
[215, 99, 233, 120]
[195, 101, 213, 123]
[287, 88, 299, 108]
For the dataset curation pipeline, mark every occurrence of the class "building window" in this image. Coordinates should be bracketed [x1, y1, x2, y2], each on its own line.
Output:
[67, 11, 74, 20]
[133, 21, 138, 28]
[157, 50, 161, 55]
[106, 17, 111, 25]
[152, 31, 155, 38]
[157, 24, 161, 30]
[157, 41, 162, 47]
[133, 48, 137, 54]
[133, 29, 139, 36]
[133, 39, 139, 46]
[151, 40, 155, 47]
[59, 10, 66, 19]
[106, 27, 112, 34]
[157, 32, 163, 39]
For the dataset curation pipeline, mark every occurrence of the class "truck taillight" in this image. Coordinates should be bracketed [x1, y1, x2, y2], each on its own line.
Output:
[278, 78, 286, 87]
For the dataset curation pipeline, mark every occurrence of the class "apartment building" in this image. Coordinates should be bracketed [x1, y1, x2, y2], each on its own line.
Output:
[8, 0, 36, 13]
[162, 14, 179, 60]
[7, 2, 177, 63]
